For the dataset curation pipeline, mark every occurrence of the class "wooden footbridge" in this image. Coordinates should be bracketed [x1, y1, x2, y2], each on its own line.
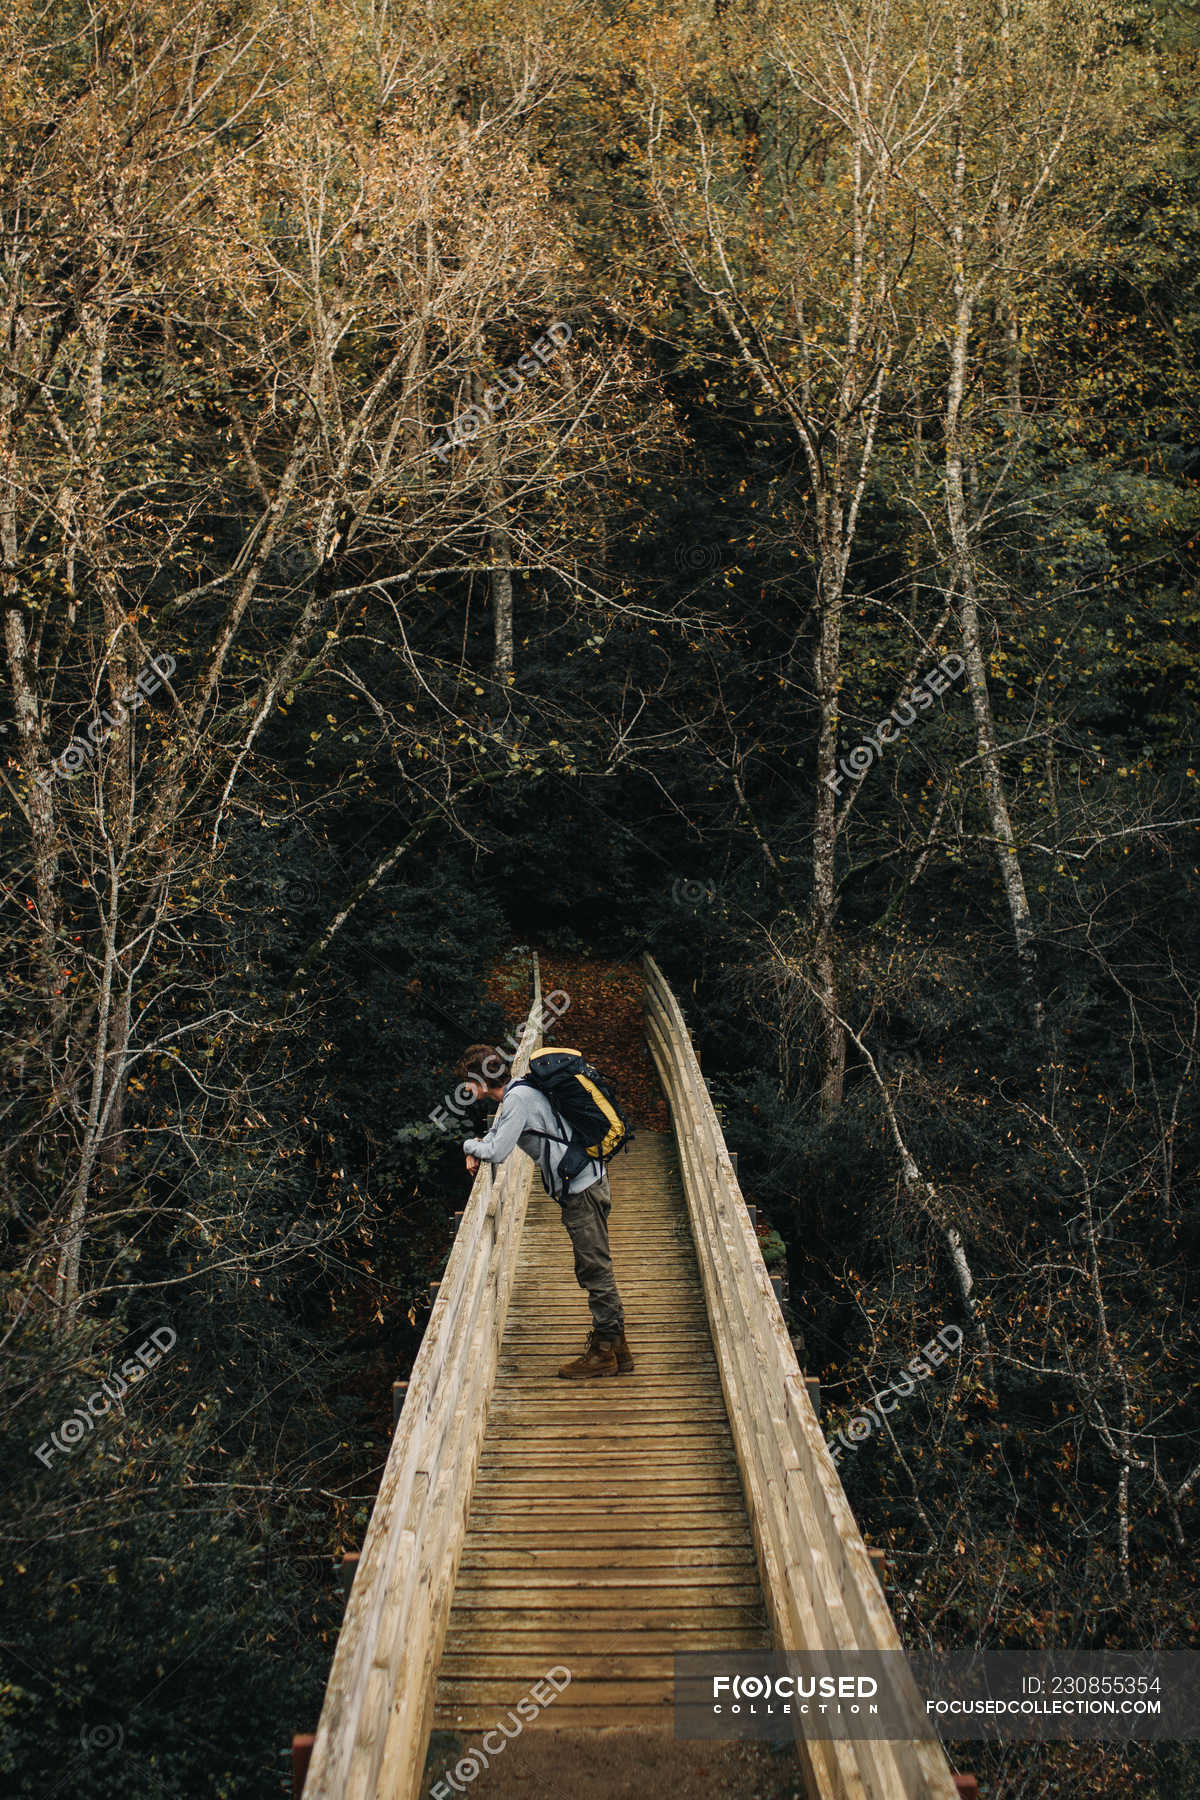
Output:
[298, 956, 966, 1800]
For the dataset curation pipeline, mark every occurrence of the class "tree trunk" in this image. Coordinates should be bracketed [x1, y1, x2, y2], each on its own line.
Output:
[54, 869, 120, 1323]
[470, 370, 515, 683]
[81, 294, 136, 1172]
[813, 576, 846, 1113]
[945, 11, 1041, 1031]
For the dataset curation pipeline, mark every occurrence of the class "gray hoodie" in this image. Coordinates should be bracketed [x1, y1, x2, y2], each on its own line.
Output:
[463, 1081, 603, 1199]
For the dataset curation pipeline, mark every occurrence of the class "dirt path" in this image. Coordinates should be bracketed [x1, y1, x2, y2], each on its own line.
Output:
[422, 1726, 805, 1800]
[488, 951, 669, 1134]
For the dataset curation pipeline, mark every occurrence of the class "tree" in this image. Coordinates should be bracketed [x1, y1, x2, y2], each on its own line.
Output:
[641, 0, 952, 1111]
[0, 0, 592, 1325]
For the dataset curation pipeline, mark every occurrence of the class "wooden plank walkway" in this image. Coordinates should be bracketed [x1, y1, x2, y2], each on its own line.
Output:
[307, 963, 961, 1800]
[432, 1129, 772, 1732]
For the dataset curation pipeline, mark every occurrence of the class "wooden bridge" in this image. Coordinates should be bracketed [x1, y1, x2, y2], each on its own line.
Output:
[298, 956, 966, 1800]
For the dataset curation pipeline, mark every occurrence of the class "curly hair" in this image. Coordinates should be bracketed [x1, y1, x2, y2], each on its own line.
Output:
[455, 1042, 512, 1089]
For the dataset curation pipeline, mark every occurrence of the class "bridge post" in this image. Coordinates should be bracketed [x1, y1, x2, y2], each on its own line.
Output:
[339, 1552, 359, 1606]
[391, 1378, 408, 1426]
[291, 1732, 314, 1798]
[803, 1373, 821, 1416]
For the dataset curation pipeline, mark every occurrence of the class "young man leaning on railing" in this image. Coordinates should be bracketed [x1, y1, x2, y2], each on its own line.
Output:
[457, 1043, 633, 1379]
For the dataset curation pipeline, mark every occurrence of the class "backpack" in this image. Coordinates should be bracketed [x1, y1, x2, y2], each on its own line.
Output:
[514, 1048, 634, 1201]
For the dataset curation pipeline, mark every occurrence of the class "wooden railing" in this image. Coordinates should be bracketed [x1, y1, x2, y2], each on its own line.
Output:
[304, 963, 543, 1800]
[643, 954, 960, 1800]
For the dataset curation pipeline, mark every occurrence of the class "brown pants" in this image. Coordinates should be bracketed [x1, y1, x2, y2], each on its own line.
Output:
[560, 1171, 625, 1337]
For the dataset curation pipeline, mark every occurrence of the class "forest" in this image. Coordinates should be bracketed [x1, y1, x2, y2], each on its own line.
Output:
[1, 0, 1198, 1794]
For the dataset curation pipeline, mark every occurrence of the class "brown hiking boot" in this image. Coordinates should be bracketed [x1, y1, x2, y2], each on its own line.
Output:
[557, 1329, 619, 1379]
[611, 1331, 635, 1373]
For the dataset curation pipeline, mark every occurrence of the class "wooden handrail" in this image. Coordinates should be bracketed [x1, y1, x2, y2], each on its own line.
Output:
[304, 959, 544, 1800]
[643, 954, 959, 1800]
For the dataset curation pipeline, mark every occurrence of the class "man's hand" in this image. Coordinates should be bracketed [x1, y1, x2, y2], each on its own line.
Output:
[465, 1154, 480, 1176]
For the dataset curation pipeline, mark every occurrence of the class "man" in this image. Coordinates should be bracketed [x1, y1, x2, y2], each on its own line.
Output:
[457, 1042, 633, 1379]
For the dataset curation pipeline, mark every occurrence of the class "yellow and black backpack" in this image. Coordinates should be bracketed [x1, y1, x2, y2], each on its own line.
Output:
[514, 1048, 633, 1200]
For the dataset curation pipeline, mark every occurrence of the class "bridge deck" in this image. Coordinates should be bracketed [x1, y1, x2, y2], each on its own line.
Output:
[433, 1130, 771, 1731]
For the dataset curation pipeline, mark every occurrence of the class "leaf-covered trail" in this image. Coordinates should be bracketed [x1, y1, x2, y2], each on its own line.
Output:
[488, 952, 670, 1134]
